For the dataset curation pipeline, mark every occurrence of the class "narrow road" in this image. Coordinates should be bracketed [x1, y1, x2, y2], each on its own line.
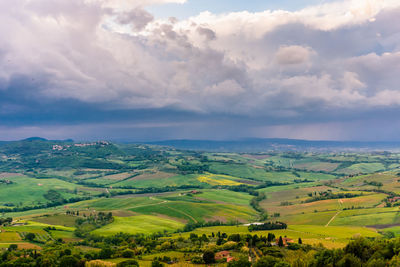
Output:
[325, 199, 343, 227]
[130, 200, 169, 209]
[165, 206, 198, 223]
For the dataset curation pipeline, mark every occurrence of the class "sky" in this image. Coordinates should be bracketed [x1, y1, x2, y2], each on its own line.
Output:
[146, 0, 337, 19]
[1, 0, 400, 141]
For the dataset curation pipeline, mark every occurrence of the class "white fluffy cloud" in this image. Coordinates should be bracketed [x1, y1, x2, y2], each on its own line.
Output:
[1, 0, 400, 140]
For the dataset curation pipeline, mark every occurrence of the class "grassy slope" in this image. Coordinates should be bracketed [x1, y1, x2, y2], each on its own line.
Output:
[194, 189, 253, 205]
[112, 174, 204, 188]
[0, 175, 78, 207]
[92, 215, 184, 236]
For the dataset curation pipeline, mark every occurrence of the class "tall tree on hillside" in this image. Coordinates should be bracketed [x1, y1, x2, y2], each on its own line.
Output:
[278, 236, 284, 247]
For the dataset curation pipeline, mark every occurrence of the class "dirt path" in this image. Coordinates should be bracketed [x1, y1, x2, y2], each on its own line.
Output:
[325, 199, 343, 227]
[130, 200, 169, 209]
[165, 206, 198, 223]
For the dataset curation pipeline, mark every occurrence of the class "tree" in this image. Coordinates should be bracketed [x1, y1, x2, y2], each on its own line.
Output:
[228, 257, 251, 267]
[8, 244, 17, 251]
[267, 233, 275, 242]
[25, 233, 35, 241]
[201, 234, 209, 242]
[117, 260, 139, 267]
[254, 256, 279, 267]
[275, 262, 290, 267]
[122, 249, 134, 258]
[99, 247, 113, 259]
[365, 258, 386, 267]
[337, 254, 362, 267]
[59, 255, 79, 267]
[151, 260, 164, 267]
[203, 250, 215, 264]
[278, 236, 284, 247]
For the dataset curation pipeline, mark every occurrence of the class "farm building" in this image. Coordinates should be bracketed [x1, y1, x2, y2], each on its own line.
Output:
[215, 250, 230, 260]
[215, 251, 236, 262]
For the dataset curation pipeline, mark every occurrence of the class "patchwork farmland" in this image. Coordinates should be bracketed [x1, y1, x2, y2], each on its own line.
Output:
[1, 139, 400, 265]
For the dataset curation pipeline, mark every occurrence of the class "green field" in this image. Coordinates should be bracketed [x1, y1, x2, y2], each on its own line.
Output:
[31, 214, 78, 227]
[112, 174, 205, 188]
[92, 215, 185, 236]
[0, 175, 78, 207]
[130, 201, 256, 223]
[194, 189, 253, 205]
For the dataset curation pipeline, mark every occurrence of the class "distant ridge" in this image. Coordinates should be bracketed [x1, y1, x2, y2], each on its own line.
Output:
[24, 137, 75, 142]
[1, 137, 400, 152]
[0, 138, 74, 145]
[22, 137, 49, 141]
[147, 138, 400, 152]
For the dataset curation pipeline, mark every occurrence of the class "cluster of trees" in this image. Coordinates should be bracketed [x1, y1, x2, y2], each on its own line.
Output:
[305, 191, 363, 203]
[74, 212, 114, 238]
[175, 161, 209, 174]
[225, 184, 260, 196]
[293, 178, 314, 183]
[250, 192, 267, 214]
[0, 195, 91, 213]
[364, 180, 383, 187]
[101, 185, 204, 196]
[182, 220, 238, 232]
[4, 220, 400, 267]
[248, 222, 288, 232]
[43, 190, 65, 203]
[0, 230, 294, 266]
[0, 217, 12, 226]
[0, 179, 13, 185]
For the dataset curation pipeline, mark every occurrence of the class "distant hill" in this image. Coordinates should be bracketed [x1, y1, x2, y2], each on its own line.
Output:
[22, 137, 49, 142]
[2, 137, 400, 153]
[147, 138, 400, 152]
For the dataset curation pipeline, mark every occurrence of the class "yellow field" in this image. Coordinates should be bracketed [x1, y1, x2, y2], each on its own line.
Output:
[197, 174, 242, 186]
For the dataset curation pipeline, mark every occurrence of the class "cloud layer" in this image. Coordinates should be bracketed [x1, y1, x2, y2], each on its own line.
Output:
[0, 0, 400, 141]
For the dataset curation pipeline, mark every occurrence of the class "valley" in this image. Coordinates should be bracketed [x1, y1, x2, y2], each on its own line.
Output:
[1, 139, 400, 266]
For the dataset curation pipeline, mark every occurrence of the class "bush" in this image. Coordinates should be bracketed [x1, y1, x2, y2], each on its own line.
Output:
[59, 255, 79, 267]
[121, 249, 135, 258]
[337, 254, 361, 267]
[8, 244, 18, 251]
[228, 257, 251, 267]
[151, 260, 164, 267]
[254, 256, 280, 267]
[117, 260, 139, 267]
[99, 247, 113, 259]
[191, 256, 204, 264]
[25, 233, 35, 241]
[203, 250, 215, 264]
[222, 241, 237, 250]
